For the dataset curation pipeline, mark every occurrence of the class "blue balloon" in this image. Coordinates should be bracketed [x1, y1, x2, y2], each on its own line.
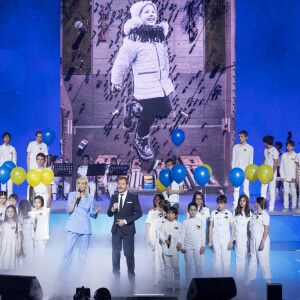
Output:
[229, 168, 245, 188]
[171, 164, 187, 184]
[159, 169, 173, 187]
[193, 166, 210, 187]
[2, 161, 16, 170]
[0, 166, 11, 184]
[171, 129, 185, 146]
[42, 128, 56, 146]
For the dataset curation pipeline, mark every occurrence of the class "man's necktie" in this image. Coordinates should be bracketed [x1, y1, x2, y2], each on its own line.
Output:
[119, 194, 124, 212]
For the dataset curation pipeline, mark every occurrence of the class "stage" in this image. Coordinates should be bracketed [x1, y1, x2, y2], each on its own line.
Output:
[5, 195, 299, 300]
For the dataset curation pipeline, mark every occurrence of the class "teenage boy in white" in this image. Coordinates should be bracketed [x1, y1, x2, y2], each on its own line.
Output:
[27, 131, 48, 199]
[162, 159, 184, 211]
[231, 130, 254, 208]
[280, 140, 297, 212]
[296, 152, 300, 213]
[0, 132, 17, 196]
[33, 153, 52, 208]
[160, 206, 181, 291]
[27, 131, 48, 171]
[261, 136, 279, 212]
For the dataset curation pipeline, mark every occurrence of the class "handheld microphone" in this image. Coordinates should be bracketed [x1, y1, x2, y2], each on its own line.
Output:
[76, 189, 82, 207]
[167, 235, 171, 248]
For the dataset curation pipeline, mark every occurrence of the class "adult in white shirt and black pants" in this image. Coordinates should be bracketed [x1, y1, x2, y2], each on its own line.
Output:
[261, 136, 279, 212]
[0, 132, 17, 197]
[161, 159, 184, 211]
[107, 176, 142, 289]
[231, 130, 254, 208]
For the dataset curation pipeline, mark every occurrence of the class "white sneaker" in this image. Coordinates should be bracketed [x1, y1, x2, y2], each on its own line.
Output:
[266, 279, 271, 284]
[282, 208, 288, 213]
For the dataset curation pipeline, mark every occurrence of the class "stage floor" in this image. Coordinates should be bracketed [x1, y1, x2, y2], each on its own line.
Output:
[4, 194, 300, 300]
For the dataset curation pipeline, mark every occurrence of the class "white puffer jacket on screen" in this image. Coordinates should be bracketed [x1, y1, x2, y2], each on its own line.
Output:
[111, 20, 174, 100]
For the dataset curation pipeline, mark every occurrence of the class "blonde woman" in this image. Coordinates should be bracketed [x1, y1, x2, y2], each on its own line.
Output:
[60, 176, 101, 275]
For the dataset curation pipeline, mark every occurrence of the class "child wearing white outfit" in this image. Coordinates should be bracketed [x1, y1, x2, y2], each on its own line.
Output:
[0, 191, 8, 226]
[160, 207, 181, 290]
[111, 1, 174, 160]
[208, 195, 235, 277]
[145, 198, 170, 287]
[296, 152, 300, 212]
[234, 195, 253, 281]
[280, 140, 297, 212]
[0, 205, 22, 270]
[231, 130, 254, 208]
[261, 136, 279, 212]
[247, 197, 271, 285]
[18, 200, 34, 268]
[29, 196, 50, 260]
[186, 191, 210, 224]
[181, 202, 206, 286]
[145, 194, 166, 286]
[0, 132, 17, 197]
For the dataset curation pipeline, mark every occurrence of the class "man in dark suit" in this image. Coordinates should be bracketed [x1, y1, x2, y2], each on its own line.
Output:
[107, 176, 142, 286]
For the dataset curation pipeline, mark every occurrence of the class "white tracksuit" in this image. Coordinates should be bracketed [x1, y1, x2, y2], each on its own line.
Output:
[232, 143, 254, 207]
[211, 209, 233, 277]
[145, 210, 164, 286]
[182, 217, 206, 284]
[261, 147, 279, 211]
[160, 219, 181, 288]
[234, 211, 252, 280]
[296, 153, 300, 204]
[248, 210, 271, 281]
[0, 144, 17, 196]
[280, 152, 297, 209]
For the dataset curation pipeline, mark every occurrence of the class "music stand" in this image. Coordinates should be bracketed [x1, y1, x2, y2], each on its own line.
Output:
[108, 164, 130, 176]
[53, 163, 73, 200]
[86, 163, 106, 201]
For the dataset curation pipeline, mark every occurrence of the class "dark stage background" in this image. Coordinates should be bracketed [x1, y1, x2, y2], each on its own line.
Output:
[0, 0, 299, 197]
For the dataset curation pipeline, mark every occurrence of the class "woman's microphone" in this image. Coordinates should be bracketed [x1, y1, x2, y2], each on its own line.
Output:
[76, 189, 82, 206]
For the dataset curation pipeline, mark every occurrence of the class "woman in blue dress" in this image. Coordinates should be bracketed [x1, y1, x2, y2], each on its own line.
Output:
[61, 176, 101, 274]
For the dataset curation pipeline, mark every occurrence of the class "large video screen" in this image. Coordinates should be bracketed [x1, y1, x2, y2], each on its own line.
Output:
[60, 0, 235, 192]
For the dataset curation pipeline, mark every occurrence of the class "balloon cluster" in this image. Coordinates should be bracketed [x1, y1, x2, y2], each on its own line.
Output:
[0, 163, 55, 188]
[0, 128, 56, 186]
[157, 164, 187, 191]
[229, 164, 274, 187]
[157, 163, 213, 190]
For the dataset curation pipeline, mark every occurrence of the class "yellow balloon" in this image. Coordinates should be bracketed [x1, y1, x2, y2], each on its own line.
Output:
[26, 169, 41, 187]
[245, 164, 259, 183]
[201, 164, 212, 177]
[156, 178, 167, 191]
[41, 169, 54, 186]
[10, 167, 26, 185]
[257, 164, 273, 184]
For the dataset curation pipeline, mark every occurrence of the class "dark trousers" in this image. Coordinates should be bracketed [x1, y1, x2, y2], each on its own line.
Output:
[137, 96, 172, 137]
[112, 228, 135, 282]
